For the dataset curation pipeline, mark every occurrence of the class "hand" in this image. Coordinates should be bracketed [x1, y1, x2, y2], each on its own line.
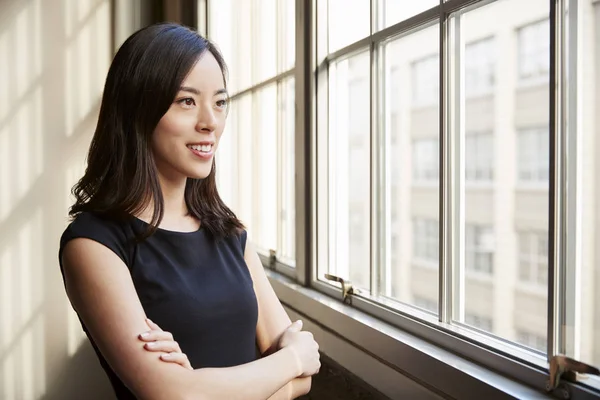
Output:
[278, 320, 320, 377]
[138, 318, 193, 370]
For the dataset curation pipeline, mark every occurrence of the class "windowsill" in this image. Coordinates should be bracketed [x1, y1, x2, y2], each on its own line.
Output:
[263, 268, 600, 399]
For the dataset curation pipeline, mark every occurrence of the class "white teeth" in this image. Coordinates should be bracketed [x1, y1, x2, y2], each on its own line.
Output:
[188, 144, 213, 152]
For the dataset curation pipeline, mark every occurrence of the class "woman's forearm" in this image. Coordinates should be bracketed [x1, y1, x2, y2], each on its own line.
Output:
[266, 377, 312, 400]
[182, 347, 301, 400]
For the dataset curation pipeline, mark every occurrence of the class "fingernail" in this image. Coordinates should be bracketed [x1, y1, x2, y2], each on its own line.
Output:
[161, 353, 170, 358]
[139, 332, 149, 338]
[146, 342, 155, 348]
[146, 318, 153, 323]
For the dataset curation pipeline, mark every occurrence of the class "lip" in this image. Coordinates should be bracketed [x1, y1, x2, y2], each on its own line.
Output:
[187, 143, 215, 160]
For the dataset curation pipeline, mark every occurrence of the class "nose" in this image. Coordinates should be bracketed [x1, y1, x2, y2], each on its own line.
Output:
[195, 102, 217, 132]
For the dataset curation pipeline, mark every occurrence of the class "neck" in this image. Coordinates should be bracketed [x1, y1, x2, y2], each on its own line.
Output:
[139, 171, 188, 221]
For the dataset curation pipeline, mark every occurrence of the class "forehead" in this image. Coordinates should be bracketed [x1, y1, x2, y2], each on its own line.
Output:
[182, 51, 225, 89]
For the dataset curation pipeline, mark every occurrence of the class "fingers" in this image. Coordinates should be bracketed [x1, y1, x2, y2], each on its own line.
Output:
[287, 320, 303, 333]
[143, 340, 183, 354]
[160, 352, 193, 370]
[139, 329, 174, 342]
[145, 318, 163, 331]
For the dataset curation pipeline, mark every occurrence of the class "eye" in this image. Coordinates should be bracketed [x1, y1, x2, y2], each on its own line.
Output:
[216, 99, 229, 109]
[177, 98, 196, 108]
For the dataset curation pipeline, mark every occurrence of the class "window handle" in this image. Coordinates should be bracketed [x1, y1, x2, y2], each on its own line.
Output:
[324, 274, 355, 305]
[268, 249, 277, 270]
[547, 354, 600, 394]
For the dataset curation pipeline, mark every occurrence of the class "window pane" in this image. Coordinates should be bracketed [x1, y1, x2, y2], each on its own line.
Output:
[327, 0, 370, 53]
[255, 85, 278, 251]
[235, 94, 254, 233]
[254, 0, 277, 84]
[452, 0, 549, 352]
[216, 98, 238, 210]
[383, 24, 439, 313]
[279, 0, 295, 72]
[379, 0, 438, 30]
[565, 0, 600, 369]
[319, 51, 370, 291]
[208, 0, 252, 92]
[279, 78, 295, 262]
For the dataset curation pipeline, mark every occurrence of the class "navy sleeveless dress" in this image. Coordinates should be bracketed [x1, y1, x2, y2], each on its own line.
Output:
[58, 212, 259, 399]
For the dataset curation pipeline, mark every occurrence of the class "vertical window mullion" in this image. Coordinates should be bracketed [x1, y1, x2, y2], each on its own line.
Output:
[549, 0, 564, 360]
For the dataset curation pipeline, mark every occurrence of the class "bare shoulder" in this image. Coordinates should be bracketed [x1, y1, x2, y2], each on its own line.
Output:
[61, 238, 189, 399]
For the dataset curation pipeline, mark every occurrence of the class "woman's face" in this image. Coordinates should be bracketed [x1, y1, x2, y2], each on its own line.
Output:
[151, 52, 228, 181]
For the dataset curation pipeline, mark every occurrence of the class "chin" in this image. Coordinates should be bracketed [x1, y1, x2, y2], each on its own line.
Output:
[186, 167, 213, 180]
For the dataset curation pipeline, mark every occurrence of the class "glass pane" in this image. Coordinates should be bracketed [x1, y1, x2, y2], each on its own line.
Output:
[328, 0, 370, 53]
[319, 51, 371, 291]
[565, 0, 600, 369]
[235, 94, 254, 233]
[208, 0, 252, 93]
[452, 0, 549, 352]
[382, 24, 440, 313]
[279, 78, 296, 262]
[254, 85, 278, 252]
[279, 0, 295, 72]
[216, 98, 238, 211]
[379, 0, 438, 30]
[254, 0, 277, 84]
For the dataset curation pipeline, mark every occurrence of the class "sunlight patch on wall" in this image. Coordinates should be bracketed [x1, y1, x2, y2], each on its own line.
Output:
[14, 0, 42, 100]
[0, 31, 8, 122]
[11, 86, 44, 210]
[64, 0, 110, 138]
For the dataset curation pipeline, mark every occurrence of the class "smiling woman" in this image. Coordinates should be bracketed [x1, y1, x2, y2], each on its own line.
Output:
[58, 23, 319, 400]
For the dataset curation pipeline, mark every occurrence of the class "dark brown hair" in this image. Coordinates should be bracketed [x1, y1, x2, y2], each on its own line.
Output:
[70, 23, 244, 239]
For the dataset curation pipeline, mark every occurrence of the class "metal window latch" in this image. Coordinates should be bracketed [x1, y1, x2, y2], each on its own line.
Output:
[268, 249, 277, 270]
[547, 354, 600, 396]
[324, 274, 355, 305]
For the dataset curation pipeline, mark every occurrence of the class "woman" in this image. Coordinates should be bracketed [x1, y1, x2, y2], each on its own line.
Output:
[59, 23, 320, 400]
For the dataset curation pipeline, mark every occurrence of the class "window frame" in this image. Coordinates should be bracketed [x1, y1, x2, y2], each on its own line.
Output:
[203, 0, 600, 397]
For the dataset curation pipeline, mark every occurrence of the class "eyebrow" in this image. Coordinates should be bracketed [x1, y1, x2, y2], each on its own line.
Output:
[179, 86, 228, 96]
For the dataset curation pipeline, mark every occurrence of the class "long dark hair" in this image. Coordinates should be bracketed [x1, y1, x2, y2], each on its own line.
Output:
[70, 23, 244, 239]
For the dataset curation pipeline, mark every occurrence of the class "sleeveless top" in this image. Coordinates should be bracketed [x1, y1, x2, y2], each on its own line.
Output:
[58, 212, 259, 399]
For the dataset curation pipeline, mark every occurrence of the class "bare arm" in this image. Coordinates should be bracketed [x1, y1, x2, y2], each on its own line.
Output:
[62, 238, 302, 400]
[243, 242, 314, 400]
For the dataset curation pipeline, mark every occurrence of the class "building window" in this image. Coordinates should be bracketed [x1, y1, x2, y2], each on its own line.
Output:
[517, 330, 547, 352]
[412, 54, 439, 107]
[465, 37, 495, 97]
[465, 313, 494, 332]
[518, 128, 549, 183]
[465, 133, 493, 182]
[465, 225, 494, 274]
[413, 218, 439, 265]
[413, 139, 439, 182]
[518, 19, 550, 83]
[518, 231, 548, 286]
[414, 295, 438, 313]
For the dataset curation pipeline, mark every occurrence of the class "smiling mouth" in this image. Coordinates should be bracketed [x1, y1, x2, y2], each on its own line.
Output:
[187, 144, 213, 153]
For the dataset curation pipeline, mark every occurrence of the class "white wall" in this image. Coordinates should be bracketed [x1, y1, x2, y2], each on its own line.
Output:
[0, 0, 129, 398]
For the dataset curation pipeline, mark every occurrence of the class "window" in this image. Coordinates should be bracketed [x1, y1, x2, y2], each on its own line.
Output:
[517, 331, 547, 353]
[413, 295, 438, 313]
[465, 133, 493, 182]
[518, 128, 549, 183]
[465, 313, 494, 332]
[412, 55, 439, 108]
[413, 218, 439, 265]
[207, 0, 296, 266]
[465, 38, 495, 97]
[518, 19, 550, 83]
[210, 0, 600, 395]
[518, 232, 548, 286]
[413, 139, 439, 182]
[465, 225, 494, 275]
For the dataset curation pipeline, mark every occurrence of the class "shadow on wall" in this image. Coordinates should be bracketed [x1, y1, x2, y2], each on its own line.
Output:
[0, 0, 115, 398]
